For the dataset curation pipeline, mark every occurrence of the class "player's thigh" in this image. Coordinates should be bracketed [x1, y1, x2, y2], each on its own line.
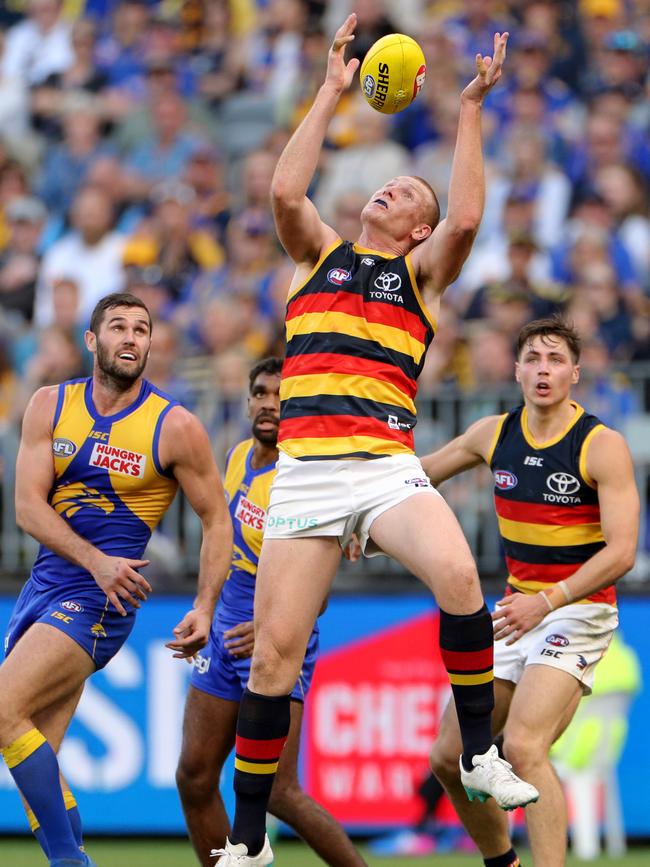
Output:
[504, 664, 582, 759]
[0, 623, 95, 730]
[177, 686, 239, 780]
[368, 493, 483, 613]
[254, 537, 341, 657]
[274, 700, 304, 790]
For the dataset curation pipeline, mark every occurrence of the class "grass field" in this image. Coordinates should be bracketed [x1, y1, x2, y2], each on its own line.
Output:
[1, 838, 650, 866]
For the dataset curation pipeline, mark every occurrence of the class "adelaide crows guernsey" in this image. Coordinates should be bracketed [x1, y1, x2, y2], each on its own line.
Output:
[32, 378, 179, 593]
[489, 402, 614, 605]
[219, 439, 276, 619]
[279, 240, 436, 460]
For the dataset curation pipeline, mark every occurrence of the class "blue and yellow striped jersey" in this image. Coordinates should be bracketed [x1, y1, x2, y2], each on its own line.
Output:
[219, 439, 276, 619]
[32, 377, 179, 593]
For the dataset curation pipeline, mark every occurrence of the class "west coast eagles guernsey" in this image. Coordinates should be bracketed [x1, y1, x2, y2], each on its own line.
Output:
[488, 402, 614, 605]
[278, 240, 436, 460]
[219, 439, 276, 619]
[32, 377, 179, 593]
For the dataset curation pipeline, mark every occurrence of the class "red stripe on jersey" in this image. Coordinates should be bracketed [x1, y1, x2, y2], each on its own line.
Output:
[504, 578, 617, 606]
[235, 735, 287, 761]
[495, 495, 600, 526]
[440, 646, 494, 672]
[279, 414, 414, 448]
[282, 353, 417, 398]
[287, 290, 430, 344]
[506, 557, 582, 583]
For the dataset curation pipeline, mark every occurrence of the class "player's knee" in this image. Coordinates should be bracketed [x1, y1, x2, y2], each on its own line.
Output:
[502, 730, 548, 775]
[176, 756, 218, 802]
[249, 640, 300, 693]
[429, 738, 460, 784]
[433, 558, 480, 603]
[268, 779, 302, 821]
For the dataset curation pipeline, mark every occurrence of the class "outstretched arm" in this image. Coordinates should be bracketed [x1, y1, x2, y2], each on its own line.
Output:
[160, 407, 233, 659]
[412, 32, 508, 296]
[420, 415, 502, 485]
[270, 14, 360, 266]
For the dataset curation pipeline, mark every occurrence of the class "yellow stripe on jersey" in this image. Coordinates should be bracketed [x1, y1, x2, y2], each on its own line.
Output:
[448, 671, 494, 686]
[53, 382, 94, 477]
[287, 240, 343, 302]
[486, 414, 508, 466]
[285, 311, 428, 363]
[498, 516, 605, 547]
[579, 423, 605, 489]
[234, 758, 279, 775]
[280, 434, 413, 459]
[282, 372, 417, 416]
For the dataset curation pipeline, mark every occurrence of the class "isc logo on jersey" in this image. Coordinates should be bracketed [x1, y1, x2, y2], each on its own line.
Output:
[235, 495, 266, 531]
[89, 442, 147, 478]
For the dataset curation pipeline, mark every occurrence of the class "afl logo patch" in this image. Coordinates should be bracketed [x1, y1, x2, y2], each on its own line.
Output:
[546, 633, 569, 648]
[362, 74, 376, 98]
[53, 438, 77, 458]
[327, 268, 351, 285]
[494, 470, 518, 490]
[61, 600, 83, 613]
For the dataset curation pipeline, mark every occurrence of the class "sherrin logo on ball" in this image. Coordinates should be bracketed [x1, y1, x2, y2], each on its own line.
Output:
[360, 33, 426, 114]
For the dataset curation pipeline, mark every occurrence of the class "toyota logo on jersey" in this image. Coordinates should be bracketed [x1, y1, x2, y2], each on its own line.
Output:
[546, 472, 580, 495]
[327, 268, 352, 285]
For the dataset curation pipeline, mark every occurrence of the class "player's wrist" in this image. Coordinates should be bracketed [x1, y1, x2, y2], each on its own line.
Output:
[540, 584, 568, 612]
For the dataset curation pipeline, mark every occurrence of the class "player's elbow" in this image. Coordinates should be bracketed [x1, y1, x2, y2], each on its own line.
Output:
[446, 215, 481, 238]
[617, 545, 637, 576]
[15, 498, 36, 533]
[270, 178, 300, 209]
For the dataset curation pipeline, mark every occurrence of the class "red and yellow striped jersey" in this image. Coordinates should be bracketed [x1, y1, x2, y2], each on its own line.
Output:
[488, 402, 614, 605]
[278, 240, 435, 460]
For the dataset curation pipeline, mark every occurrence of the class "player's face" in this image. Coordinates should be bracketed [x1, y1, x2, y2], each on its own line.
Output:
[515, 335, 579, 406]
[248, 372, 281, 446]
[362, 177, 432, 241]
[93, 307, 151, 384]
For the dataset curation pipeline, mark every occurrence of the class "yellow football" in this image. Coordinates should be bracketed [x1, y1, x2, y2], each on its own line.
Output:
[359, 33, 426, 115]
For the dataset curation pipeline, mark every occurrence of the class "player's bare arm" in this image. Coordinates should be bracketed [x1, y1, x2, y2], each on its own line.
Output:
[159, 406, 233, 659]
[270, 14, 359, 270]
[420, 415, 503, 486]
[493, 427, 639, 645]
[412, 32, 508, 299]
[15, 386, 152, 616]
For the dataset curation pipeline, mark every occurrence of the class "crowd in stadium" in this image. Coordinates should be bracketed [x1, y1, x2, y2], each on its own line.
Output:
[0, 0, 648, 441]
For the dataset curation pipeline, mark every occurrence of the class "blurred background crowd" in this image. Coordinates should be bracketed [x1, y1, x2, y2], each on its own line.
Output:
[0, 0, 648, 582]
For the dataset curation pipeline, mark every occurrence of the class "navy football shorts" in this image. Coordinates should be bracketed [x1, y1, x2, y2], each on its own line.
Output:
[4, 578, 136, 670]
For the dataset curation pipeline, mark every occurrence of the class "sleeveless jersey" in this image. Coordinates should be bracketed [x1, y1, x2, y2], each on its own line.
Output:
[488, 402, 614, 605]
[278, 240, 436, 460]
[219, 439, 276, 618]
[32, 378, 179, 593]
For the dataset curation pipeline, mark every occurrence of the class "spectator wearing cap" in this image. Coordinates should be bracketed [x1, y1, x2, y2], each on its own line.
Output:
[1, 0, 73, 87]
[584, 28, 647, 100]
[122, 179, 224, 302]
[35, 184, 126, 327]
[0, 196, 46, 323]
[182, 144, 231, 237]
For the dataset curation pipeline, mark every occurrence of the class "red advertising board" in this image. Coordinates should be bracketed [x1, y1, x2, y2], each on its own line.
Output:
[304, 611, 452, 825]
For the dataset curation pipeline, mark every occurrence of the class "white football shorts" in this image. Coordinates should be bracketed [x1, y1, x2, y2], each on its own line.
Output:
[494, 599, 619, 694]
[264, 451, 440, 556]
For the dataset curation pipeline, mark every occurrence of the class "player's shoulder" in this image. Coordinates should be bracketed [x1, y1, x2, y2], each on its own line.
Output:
[160, 404, 207, 440]
[25, 384, 60, 419]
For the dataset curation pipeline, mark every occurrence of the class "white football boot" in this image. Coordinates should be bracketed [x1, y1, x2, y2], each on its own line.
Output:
[460, 744, 540, 811]
[211, 835, 273, 865]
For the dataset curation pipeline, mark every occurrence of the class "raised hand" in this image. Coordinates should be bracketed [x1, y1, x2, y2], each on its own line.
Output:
[461, 32, 508, 104]
[91, 554, 151, 616]
[325, 14, 361, 94]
